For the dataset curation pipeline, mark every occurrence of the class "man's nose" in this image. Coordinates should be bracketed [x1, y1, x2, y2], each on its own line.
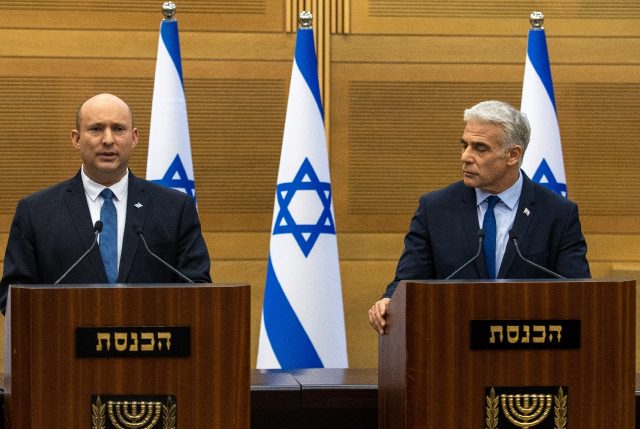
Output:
[102, 128, 114, 144]
[461, 146, 473, 163]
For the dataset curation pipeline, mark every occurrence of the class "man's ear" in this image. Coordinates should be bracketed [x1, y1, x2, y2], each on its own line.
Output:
[507, 145, 523, 166]
[71, 129, 80, 150]
[131, 127, 139, 149]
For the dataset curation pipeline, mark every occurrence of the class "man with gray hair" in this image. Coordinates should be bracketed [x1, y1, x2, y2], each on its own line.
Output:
[368, 100, 590, 334]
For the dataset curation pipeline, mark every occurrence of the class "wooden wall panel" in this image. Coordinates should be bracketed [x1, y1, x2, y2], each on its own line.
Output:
[184, 78, 287, 214]
[351, 2, 640, 36]
[559, 83, 640, 216]
[367, 0, 640, 19]
[3, 1, 282, 32]
[5, 0, 267, 12]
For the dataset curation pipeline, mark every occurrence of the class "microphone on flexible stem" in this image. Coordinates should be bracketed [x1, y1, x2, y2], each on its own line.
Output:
[55, 221, 103, 284]
[508, 230, 565, 279]
[133, 225, 194, 284]
[445, 229, 485, 280]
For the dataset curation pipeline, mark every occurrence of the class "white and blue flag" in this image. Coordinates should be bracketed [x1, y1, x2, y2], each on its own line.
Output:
[521, 18, 567, 197]
[257, 21, 348, 369]
[146, 14, 196, 200]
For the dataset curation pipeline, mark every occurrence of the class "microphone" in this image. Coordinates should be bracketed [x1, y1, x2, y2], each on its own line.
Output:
[508, 231, 565, 279]
[445, 229, 485, 280]
[55, 221, 103, 284]
[133, 225, 194, 284]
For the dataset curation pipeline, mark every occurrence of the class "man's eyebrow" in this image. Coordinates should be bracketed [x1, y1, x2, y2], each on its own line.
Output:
[461, 138, 488, 145]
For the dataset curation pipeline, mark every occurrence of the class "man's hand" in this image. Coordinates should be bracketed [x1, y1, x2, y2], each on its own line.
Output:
[368, 298, 391, 335]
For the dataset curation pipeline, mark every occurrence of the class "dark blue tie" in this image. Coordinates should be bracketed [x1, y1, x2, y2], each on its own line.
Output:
[99, 188, 118, 283]
[482, 195, 500, 279]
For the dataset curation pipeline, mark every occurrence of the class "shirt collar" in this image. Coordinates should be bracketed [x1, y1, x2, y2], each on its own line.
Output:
[475, 171, 523, 210]
[81, 166, 129, 202]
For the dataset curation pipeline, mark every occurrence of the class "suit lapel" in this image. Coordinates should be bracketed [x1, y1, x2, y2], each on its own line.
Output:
[63, 172, 108, 282]
[118, 173, 148, 282]
[460, 185, 486, 278]
[498, 174, 536, 278]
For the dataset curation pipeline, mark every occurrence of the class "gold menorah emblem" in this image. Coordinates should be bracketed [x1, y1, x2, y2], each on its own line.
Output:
[485, 387, 567, 429]
[108, 400, 162, 429]
[500, 394, 552, 428]
[92, 395, 177, 429]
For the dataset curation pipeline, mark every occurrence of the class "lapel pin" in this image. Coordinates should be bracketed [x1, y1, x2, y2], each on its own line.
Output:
[523, 207, 530, 216]
[134, 202, 143, 208]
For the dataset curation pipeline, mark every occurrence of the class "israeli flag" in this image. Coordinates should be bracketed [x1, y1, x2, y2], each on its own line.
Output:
[146, 16, 196, 200]
[521, 21, 567, 197]
[257, 23, 348, 369]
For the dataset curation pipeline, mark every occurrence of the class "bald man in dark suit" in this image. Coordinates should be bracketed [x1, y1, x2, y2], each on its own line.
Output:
[1, 93, 210, 313]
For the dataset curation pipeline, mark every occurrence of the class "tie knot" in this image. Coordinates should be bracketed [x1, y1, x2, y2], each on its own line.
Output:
[100, 188, 114, 201]
[486, 195, 500, 210]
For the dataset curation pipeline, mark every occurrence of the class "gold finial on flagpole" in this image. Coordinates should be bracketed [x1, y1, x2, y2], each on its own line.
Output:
[530, 11, 544, 29]
[298, 11, 313, 29]
[162, 1, 177, 21]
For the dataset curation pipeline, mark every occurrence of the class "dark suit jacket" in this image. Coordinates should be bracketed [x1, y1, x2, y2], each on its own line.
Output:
[1, 171, 211, 311]
[383, 173, 590, 298]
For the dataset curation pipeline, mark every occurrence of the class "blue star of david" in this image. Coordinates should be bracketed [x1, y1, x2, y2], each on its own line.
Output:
[531, 158, 567, 197]
[151, 154, 196, 200]
[273, 158, 336, 257]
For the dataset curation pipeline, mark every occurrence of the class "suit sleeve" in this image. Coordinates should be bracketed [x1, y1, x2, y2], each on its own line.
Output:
[0, 199, 40, 313]
[555, 202, 591, 278]
[383, 196, 435, 298]
[175, 195, 212, 283]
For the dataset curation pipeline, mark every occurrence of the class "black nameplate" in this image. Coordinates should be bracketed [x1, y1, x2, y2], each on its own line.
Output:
[470, 320, 580, 349]
[77, 326, 190, 358]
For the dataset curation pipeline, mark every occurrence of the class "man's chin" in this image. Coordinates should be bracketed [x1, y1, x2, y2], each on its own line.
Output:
[95, 161, 121, 172]
[462, 177, 479, 189]
[96, 164, 127, 178]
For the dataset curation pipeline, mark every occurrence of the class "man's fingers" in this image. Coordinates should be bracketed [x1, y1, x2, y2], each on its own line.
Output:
[368, 306, 380, 330]
[368, 299, 390, 335]
[377, 300, 387, 316]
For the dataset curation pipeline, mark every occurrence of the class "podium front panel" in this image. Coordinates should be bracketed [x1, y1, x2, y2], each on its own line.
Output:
[4, 283, 250, 428]
[379, 279, 635, 428]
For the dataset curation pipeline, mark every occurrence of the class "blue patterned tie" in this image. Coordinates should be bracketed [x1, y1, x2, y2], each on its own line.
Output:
[482, 195, 500, 279]
[99, 188, 118, 283]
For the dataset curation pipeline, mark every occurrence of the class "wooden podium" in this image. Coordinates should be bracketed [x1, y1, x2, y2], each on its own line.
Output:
[3, 283, 250, 428]
[379, 279, 636, 428]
